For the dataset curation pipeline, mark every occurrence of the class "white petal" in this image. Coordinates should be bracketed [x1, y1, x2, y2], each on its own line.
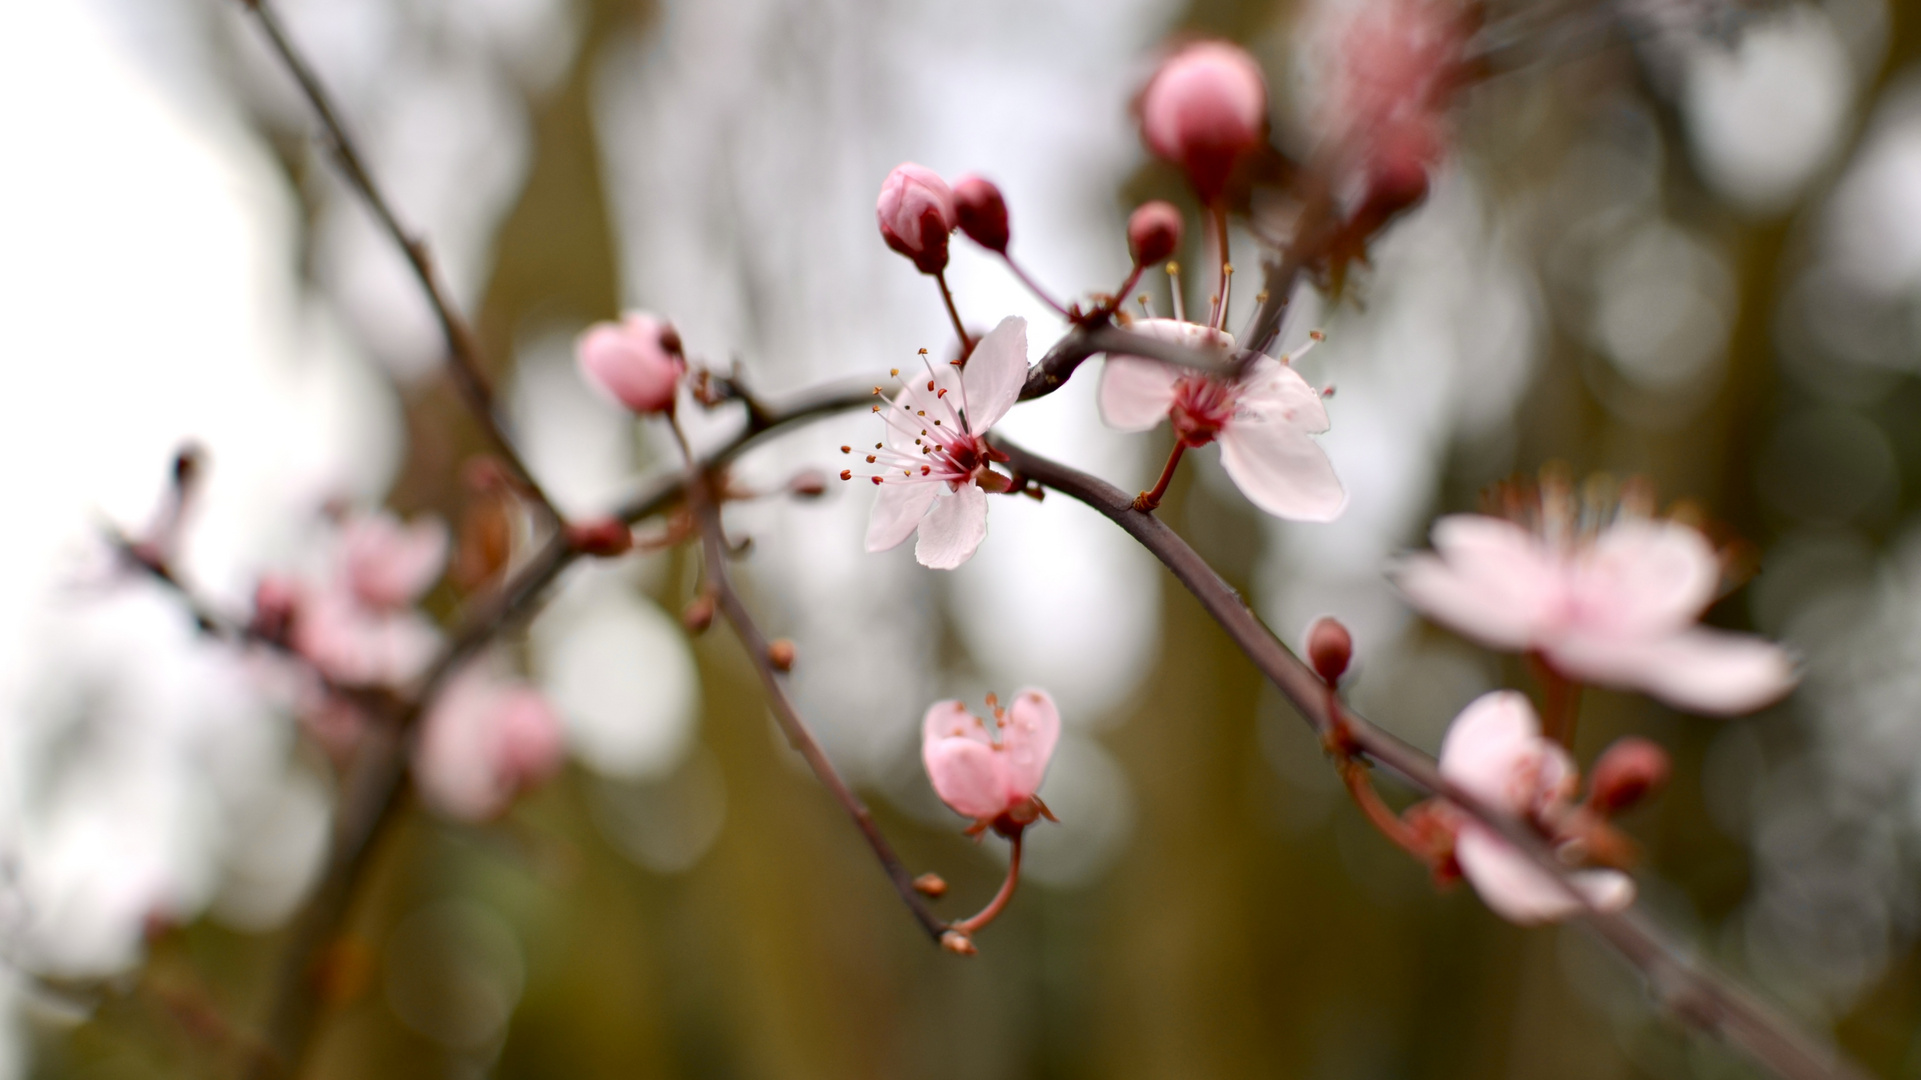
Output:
[864, 481, 939, 553]
[1000, 688, 1060, 802]
[960, 316, 1027, 431]
[1217, 420, 1346, 521]
[915, 483, 989, 569]
[1391, 516, 1558, 651]
[1096, 356, 1181, 431]
[1547, 628, 1798, 715]
[1567, 519, 1720, 636]
[1236, 358, 1329, 434]
[1457, 828, 1636, 925]
[1437, 690, 1545, 811]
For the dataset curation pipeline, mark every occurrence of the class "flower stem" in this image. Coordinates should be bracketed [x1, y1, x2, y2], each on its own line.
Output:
[1212, 202, 1230, 331]
[1001, 255, 1071, 317]
[1534, 656, 1582, 748]
[948, 832, 1023, 938]
[1134, 441, 1188, 512]
[935, 270, 975, 358]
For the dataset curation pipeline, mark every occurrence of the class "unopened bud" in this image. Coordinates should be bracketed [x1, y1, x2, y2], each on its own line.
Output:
[940, 930, 978, 956]
[1586, 737, 1671, 816]
[172, 443, 205, 488]
[788, 469, 828, 499]
[1139, 41, 1268, 201]
[912, 873, 949, 898]
[876, 163, 956, 275]
[250, 576, 300, 642]
[952, 175, 1011, 254]
[767, 638, 797, 672]
[682, 594, 715, 634]
[1305, 616, 1353, 685]
[1127, 201, 1183, 266]
[565, 518, 634, 557]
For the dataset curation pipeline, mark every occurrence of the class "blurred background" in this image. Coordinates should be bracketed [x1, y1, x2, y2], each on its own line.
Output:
[1, 0, 1919, 1075]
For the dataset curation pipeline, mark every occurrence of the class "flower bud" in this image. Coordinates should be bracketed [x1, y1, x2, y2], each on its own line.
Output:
[1127, 201, 1184, 266]
[767, 638, 797, 672]
[788, 469, 828, 499]
[565, 518, 635, 557]
[876, 163, 957, 275]
[952, 175, 1010, 254]
[1586, 737, 1671, 816]
[578, 313, 685, 415]
[1306, 616, 1353, 685]
[1139, 42, 1268, 201]
[912, 872, 949, 898]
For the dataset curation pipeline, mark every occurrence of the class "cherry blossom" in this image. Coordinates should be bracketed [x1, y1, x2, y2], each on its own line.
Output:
[1392, 510, 1796, 715]
[876, 163, 958, 275]
[1314, 0, 1466, 195]
[921, 688, 1060, 831]
[1439, 690, 1634, 924]
[414, 664, 566, 822]
[285, 511, 450, 688]
[577, 312, 686, 415]
[339, 512, 448, 611]
[1098, 319, 1345, 521]
[1139, 42, 1269, 200]
[846, 316, 1028, 569]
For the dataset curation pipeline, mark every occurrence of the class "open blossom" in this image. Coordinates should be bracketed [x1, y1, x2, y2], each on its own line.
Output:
[876, 163, 957, 275]
[921, 689, 1060, 830]
[1392, 508, 1796, 715]
[339, 512, 448, 610]
[848, 316, 1028, 569]
[1098, 319, 1345, 521]
[414, 665, 566, 822]
[286, 511, 450, 688]
[1139, 41, 1268, 200]
[577, 312, 685, 415]
[1440, 691, 1634, 924]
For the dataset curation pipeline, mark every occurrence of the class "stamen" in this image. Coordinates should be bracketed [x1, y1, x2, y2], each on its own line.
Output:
[1167, 261, 1185, 323]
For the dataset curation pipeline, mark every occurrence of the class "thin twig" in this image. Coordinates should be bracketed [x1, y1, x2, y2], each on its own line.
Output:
[234, 0, 561, 524]
[991, 435, 1870, 1080]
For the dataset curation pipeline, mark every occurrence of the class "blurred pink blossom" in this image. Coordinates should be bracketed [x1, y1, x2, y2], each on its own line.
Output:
[921, 688, 1060, 828]
[1439, 690, 1634, 924]
[876, 163, 958, 275]
[414, 665, 566, 822]
[339, 512, 449, 610]
[577, 313, 686, 415]
[1312, 0, 1466, 211]
[855, 316, 1027, 569]
[1139, 41, 1268, 200]
[1099, 319, 1345, 521]
[290, 586, 441, 689]
[1393, 514, 1796, 714]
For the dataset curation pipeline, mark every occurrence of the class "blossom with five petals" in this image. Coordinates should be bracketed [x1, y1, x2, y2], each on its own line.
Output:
[1098, 319, 1345, 521]
[1393, 512, 1795, 714]
[851, 316, 1028, 569]
[921, 688, 1060, 831]
[1439, 690, 1633, 924]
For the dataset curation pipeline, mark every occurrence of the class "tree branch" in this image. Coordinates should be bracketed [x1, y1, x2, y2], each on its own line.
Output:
[991, 435, 1870, 1080]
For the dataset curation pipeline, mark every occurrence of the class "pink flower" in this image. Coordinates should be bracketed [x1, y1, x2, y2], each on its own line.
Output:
[1098, 319, 1345, 521]
[291, 586, 441, 688]
[1139, 42, 1268, 201]
[1439, 690, 1634, 924]
[921, 689, 1060, 829]
[577, 313, 686, 415]
[339, 512, 448, 611]
[849, 316, 1028, 569]
[1393, 513, 1796, 715]
[1309, 0, 1465, 214]
[876, 163, 958, 275]
[414, 666, 566, 822]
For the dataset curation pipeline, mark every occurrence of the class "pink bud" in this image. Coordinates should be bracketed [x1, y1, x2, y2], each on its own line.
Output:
[1139, 42, 1268, 201]
[952, 175, 1010, 254]
[1127, 201, 1184, 266]
[1306, 616, 1353, 685]
[577, 313, 685, 415]
[565, 518, 634, 557]
[1586, 737, 1671, 816]
[876, 163, 957, 275]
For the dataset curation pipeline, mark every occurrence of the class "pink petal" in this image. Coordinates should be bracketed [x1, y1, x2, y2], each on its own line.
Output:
[1236, 358, 1330, 434]
[999, 688, 1061, 801]
[1392, 516, 1557, 651]
[341, 514, 449, 610]
[924, 737, 1009, 819]
[493, 688, 566, 791]
[1437, 690, 1544, 813]
[1456, 828, 1635, 925]
[415, 669, 512, 821]
[915, 483, 988, 569]
[959, 316, 1028, 431]
[865, 480, 940, 553]
[921, 699, 992, 747]
[1547, 628, 1798, 716]
[1566, 519, 1720, 637]
[1217, 420, 1346, 521]
[1097, 356, 1182, 431]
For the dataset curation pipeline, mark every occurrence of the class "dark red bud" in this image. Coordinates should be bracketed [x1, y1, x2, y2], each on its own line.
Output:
[1306, 616, 1353, 685]
[767, 638, 797, 672]
[788, 469, 828, 499]
[1127, 201, 1183, 267]
[565, 518, 634, 557]
[1587, 737, 1671, 816]
[953, 175, 1011, 253]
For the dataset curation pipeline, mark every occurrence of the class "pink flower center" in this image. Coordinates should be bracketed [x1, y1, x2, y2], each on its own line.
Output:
[1169, 374, 1240, 445]
[840, 358, 1004, 489]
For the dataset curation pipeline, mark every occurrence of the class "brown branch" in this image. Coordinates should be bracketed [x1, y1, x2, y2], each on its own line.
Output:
[233, 0, 561, 524]
[991, 435, 1870, 1080]
[686, 475, 948, 944]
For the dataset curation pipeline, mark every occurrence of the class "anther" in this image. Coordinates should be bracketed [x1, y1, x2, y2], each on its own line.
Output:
[840, 470, 853, 480]
[890, 368, 900, 376]
[841, 445, 851, 453]
[866, 455, 877, 463]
